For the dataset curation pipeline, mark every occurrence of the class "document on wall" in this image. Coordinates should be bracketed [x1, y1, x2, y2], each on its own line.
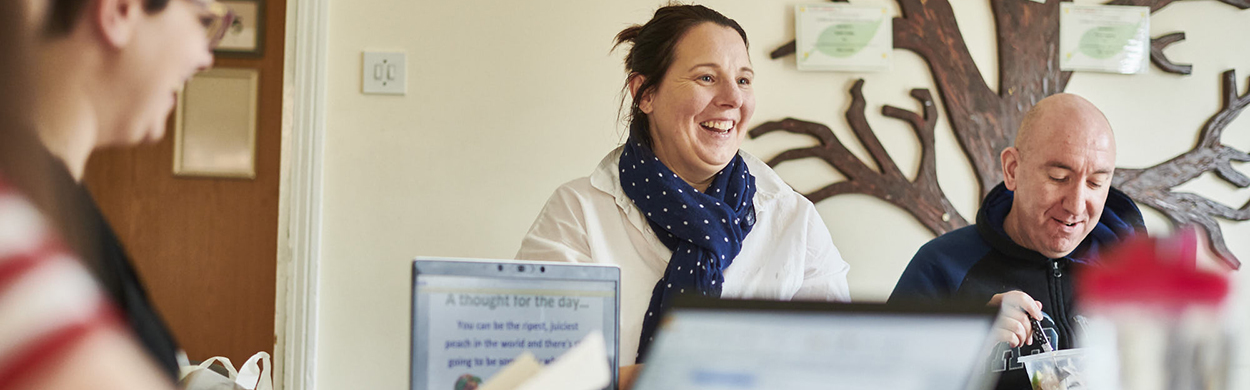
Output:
[1059, 3, 1150, 74]
[794, 4, 892, 72]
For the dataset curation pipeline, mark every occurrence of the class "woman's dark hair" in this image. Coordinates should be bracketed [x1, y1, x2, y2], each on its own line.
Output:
[45, 0, 173, 36]
[0, 0, 38, 169]
[613, 4, 748, 148]
[1, 0, 97, 262]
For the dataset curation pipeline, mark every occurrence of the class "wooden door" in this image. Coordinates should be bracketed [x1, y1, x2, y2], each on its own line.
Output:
[84, 0, 286, 367]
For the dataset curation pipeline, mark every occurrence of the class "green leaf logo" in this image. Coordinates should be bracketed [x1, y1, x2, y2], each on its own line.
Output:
[1077, 21, 1142, 59]
[814, 19, 882, 58]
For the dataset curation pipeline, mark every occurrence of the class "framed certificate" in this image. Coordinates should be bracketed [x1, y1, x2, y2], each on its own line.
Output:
[173, 68, 260, 179]
[1059, 3, 1150, 74]
[795, 4, 892, 72]
[215, 0, 265, 57]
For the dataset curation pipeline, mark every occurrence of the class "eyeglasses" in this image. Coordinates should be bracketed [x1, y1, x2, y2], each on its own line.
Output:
[192, 0, 237, 49]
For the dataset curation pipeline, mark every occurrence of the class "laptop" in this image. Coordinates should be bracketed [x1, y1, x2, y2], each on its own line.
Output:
[633, 298, 999, 390]
[410, 257, 620, 390]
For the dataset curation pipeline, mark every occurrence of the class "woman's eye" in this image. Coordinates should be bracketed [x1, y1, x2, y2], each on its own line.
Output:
[738, 77, 751, 86]
[200, 16, 216, 28]
[698, 75, 714, 82]
[1050, 176, 1067, 183]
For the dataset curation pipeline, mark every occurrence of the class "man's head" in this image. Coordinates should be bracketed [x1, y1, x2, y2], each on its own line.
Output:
[1000, 93, 1117, 259]
[39, 0, 224, 147]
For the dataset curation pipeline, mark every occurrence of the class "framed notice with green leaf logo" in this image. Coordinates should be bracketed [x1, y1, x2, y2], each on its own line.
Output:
[1059, 3, 1150, 74]
[794, 4, 891, 72]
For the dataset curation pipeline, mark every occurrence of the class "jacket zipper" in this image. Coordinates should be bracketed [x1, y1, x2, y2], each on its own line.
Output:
[1049, 258, 1071, 349]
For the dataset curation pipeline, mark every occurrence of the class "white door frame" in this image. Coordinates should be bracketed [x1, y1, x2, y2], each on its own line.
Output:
[275, 0, 328, 388]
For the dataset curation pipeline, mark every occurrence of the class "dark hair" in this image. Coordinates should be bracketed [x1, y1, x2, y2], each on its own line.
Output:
[45, 0, 173, 36]
[0, 0, 37, 161]
[613, 4, 748, 148]
[0, 0, 66, 219]
[2, 0, 101, 263]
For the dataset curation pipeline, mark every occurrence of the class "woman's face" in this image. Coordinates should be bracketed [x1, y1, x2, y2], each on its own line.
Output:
[104, 0, 215, 146]
[639, 22, 754, 183]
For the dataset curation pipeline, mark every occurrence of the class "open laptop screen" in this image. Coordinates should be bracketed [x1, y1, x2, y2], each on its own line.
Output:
[411, 258, 619, 390]
[633, 300, 997, 390]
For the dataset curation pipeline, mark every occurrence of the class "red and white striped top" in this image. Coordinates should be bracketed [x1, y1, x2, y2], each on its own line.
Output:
[0, 175, 118, 388]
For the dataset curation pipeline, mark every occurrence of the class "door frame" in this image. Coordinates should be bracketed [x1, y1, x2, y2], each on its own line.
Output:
[276, 0, 328, 388]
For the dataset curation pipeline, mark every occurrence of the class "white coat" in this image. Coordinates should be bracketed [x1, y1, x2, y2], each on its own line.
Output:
[517, 146, 851, 363]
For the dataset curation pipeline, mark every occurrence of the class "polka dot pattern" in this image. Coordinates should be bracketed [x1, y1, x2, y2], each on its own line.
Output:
[618, 141, 758, 362]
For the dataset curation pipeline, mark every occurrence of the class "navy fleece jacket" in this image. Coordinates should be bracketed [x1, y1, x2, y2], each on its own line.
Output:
[889, 182, 1146, 390]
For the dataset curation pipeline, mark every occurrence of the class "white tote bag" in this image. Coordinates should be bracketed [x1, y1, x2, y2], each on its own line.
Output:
[178, 351, 273, 390]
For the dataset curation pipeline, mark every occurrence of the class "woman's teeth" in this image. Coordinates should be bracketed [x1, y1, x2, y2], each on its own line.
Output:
[699, 120, 734, 133]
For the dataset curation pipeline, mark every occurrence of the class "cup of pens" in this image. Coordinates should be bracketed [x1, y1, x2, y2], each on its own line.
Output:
[1018, 348, 1089, 390]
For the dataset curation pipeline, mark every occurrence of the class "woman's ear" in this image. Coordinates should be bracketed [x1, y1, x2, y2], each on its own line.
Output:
[93, 0, 142, 49]
[628, 74, 654, 115]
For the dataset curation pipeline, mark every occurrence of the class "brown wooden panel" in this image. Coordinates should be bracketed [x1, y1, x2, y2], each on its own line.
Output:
[84, 0, 286, 366]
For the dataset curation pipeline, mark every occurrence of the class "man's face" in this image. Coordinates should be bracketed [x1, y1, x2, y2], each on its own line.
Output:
[103, 0, 215, 146]
[1003, 108, 1116, 259]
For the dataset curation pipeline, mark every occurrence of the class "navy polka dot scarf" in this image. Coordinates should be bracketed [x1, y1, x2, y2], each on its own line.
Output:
[619, 141, 756, 362]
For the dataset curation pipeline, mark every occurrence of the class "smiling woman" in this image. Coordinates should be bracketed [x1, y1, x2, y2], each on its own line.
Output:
[617, 8, 754, 192]
[514, 5, 851, 385]
[632, 22, 755, 192]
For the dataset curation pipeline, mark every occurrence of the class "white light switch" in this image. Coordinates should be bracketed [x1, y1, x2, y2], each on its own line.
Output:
[362, 51, 405, 95]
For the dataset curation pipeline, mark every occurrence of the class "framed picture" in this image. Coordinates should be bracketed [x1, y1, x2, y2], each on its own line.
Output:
[215, 0, 265, 56]
[173, 68, 260, 179]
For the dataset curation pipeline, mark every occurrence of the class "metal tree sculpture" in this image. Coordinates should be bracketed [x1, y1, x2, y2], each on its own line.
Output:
[753, 0, 1249, 269]
[750, 81, 967, 235]
[1112, 70, 1250, 267]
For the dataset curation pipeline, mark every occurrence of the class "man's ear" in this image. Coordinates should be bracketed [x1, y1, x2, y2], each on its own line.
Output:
[92, 0, 142, 49]
[628, 74, 654, 115]
[1001, 146, 1020, 191]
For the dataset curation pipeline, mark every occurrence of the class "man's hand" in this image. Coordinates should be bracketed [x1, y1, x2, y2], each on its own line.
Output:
[988, 290, 1043, 348]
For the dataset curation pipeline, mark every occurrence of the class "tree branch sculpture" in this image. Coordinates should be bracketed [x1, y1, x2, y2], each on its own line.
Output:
[1150, 32, 1192, 75]
[754, 0, 1249, 269]
[750, 80, 967, 234]
[1112, 70, 1250, 269]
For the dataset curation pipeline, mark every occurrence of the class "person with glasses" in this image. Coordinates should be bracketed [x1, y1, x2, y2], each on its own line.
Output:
[0, 0, 192, 388]
[24, 0, 233, 382]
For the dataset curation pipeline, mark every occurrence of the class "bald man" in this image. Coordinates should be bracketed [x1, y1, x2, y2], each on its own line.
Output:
[888, 94, 1147, 390]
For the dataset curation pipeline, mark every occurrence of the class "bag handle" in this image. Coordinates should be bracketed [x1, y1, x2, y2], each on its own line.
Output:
[190, 356, 239, 379]
[235, 352, 272, 390]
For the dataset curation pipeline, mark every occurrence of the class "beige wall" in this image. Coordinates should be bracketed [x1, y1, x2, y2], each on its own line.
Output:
[318, 0, 1250, 387]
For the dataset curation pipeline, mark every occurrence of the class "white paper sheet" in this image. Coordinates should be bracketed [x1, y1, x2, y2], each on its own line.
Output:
[478, 331, 611, 390]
